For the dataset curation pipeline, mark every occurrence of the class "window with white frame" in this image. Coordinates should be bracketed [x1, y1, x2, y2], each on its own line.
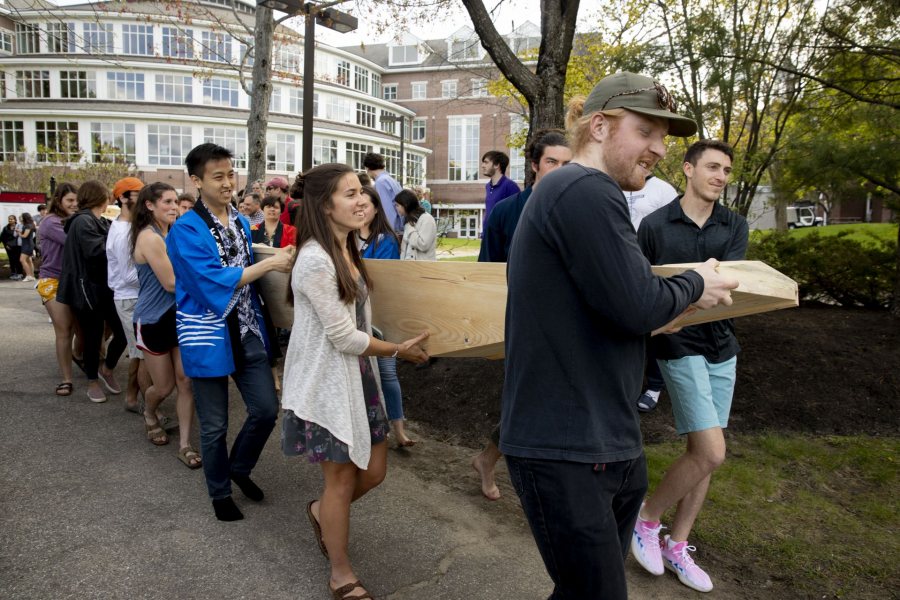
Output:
[441, 80, 458, 98]
[345, 142, 373, 171]
[448, 115, 480, 181]
[148, 124, 193, 166]
[203, 78, 238, 107]
[356, 103, 376, 129]
[0, 121, 24, 162]
[270, 86, 282, 113]
[201, 31, 230, 63]
[15, 23, 40, 54]
[266, 133, 296, 172]
[508, 114, 527, 182]
[383, 83, 397, 101]
[60, 71, 96, 99]
[107, 72, 145, 101]
[354, 65, 369, 94]
[90, 122, 135, 163]
[47, 22, 76, 53]
[336, 60, 350, 86]
[162, 27, 193, 58]
[83, 23, 114, 54]
[322, 95, 351, 122]
[371, 73, 381, 99]
[122, 24, 153, 56]
[15, 70, 49, 98]
[274, 45, 302, 73]
[412, 117, 426, 142]
[155, 74, 192, 103]
[35, 121, 79, 162]
[312, 137, 337, 166]
[449, 37, 481, 61]
[389, 44, 419, 65]
[0, 32, 13, 54]
[380, 111, 399, 135]
[203, 127, 247, 168]
[411, 82, 426, 100]
[406, 154, 425, 187]
[288, 88, 303, 115]
[381, 148, 401, 179]
[470, 78, 488, 97]
[239, 40, 254, 66]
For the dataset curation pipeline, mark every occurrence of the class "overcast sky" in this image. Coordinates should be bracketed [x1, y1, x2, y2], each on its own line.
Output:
[47, 0, 580, 47]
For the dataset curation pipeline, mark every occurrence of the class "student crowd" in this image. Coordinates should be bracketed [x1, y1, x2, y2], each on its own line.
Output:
[18, 70, 749, 600]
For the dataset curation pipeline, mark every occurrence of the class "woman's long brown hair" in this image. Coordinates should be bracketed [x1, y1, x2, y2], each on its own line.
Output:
[289, 163, 370, 304]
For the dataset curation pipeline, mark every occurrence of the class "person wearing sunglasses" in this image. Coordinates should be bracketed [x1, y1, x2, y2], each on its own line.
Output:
[167, 143, 294, 522]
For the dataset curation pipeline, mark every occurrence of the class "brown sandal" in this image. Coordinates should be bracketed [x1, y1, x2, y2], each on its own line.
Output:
[177, 446, 202, 469]
[145, 421, 169, 446]
[330, 580, 373, 600]
[307, 500, 328, 558]
[55, 382, 73, 397]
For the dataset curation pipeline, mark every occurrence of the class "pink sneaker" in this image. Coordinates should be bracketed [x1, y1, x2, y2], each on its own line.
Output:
[631, 512, 664, 575]
[661, 535, 713, 592]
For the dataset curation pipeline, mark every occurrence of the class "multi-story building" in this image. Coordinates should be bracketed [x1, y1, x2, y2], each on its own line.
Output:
[342, 22, 540, 237]
[0, 0, 427, 195]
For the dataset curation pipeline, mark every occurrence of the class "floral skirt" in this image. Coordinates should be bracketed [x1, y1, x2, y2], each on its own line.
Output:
[282, 356, 388, 464]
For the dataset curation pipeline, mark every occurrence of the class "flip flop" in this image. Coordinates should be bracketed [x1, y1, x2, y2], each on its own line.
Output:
[177, 446, 202, 469]
[55, 382, 73, 397]
[307, 500, 329, 558]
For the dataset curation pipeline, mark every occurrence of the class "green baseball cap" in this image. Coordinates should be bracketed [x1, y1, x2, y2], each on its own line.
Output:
[583, 72, 697, 137]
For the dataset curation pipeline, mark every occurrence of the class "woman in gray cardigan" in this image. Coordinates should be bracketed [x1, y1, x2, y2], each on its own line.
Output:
[280, 163, 429, 600]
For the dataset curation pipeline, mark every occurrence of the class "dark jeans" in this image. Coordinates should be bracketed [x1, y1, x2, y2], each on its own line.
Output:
[73, 295, 127, 380]
[506, 453, 648, 600]
[646, 348, 666, 392]
[191, 334, 278, 500]
[5, 245, 22, 275]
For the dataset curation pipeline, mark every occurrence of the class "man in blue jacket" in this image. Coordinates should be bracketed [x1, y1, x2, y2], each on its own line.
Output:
[168, 143, 293, 521]
[500, 72, 739, 598]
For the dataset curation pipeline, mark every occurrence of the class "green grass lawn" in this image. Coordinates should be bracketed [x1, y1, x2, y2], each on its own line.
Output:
[646, 434, 898, 598]
[436, 237, 481, 251]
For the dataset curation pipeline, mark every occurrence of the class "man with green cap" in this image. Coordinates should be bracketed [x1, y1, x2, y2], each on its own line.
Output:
[499, 72, 739, 598]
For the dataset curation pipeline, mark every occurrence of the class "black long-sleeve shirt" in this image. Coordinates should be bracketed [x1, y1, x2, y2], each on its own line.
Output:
[638, 198, 749, 363]
[499, 164, 704, 463]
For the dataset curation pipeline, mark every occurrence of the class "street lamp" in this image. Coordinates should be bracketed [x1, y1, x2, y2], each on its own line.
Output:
[257, 1, 358, 171]
[379, 113, 405, 186]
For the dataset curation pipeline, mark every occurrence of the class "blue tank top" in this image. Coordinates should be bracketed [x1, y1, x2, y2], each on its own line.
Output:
[133, 227, 176, 325]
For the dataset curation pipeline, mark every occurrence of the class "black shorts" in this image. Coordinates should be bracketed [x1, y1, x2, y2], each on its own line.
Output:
[134, 307, 178, 355]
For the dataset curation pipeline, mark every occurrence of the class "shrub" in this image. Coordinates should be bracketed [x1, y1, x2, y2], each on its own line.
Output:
[747, 230, 896, 308]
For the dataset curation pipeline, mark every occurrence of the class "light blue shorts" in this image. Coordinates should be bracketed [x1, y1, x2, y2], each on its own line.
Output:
[657, 355, 737, 435]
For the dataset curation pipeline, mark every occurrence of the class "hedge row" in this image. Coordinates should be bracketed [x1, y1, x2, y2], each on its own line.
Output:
[746, 230, 897, 309]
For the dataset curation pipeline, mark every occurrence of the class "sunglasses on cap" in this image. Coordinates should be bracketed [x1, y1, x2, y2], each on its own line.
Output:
[602, 81, 677, 113]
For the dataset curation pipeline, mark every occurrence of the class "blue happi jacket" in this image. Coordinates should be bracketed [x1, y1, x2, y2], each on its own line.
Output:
[167, 209, 269, 378]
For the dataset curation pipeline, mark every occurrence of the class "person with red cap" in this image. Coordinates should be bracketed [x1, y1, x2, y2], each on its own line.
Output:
[107, 176, 153, 416]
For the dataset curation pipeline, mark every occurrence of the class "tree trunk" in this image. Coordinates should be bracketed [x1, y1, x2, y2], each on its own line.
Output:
[893, 221, 900, 318]
[246, 6, 275, 194]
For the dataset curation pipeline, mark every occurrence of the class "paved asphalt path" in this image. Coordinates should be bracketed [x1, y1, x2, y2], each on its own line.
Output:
[0, 278, 718, 600]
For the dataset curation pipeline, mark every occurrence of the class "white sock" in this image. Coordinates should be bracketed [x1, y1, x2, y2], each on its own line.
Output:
[644, 389, 661, 401]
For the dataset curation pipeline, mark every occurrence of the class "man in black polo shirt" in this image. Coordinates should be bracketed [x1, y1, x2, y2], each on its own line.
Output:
[500, 72, 740, 599]
[631, 139, 748, 593]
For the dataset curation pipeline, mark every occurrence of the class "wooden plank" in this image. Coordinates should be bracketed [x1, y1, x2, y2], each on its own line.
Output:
[253, 247, 798, 358]
[650, 261, 799, 327]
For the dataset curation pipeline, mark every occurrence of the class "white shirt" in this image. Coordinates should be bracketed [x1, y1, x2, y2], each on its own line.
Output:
[625, 176, 678, 231]
[106, 218, 140, 300]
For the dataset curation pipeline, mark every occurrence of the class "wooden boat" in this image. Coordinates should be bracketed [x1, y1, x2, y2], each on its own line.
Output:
[253, 246, 798, 359]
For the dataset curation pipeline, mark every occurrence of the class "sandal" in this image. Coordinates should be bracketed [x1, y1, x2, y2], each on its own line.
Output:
[307, 500, 329, 558]
[55, 382, 73, 397]
[145, 421, 169, 446]
[330, 580, 373, 600]
[177, 446, 202, 469]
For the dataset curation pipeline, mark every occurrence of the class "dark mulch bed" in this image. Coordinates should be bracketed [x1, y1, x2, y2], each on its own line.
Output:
[398, 305, 900, 447]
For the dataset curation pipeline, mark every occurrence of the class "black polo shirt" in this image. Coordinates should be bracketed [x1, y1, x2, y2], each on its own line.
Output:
[637, 198, 749, 363]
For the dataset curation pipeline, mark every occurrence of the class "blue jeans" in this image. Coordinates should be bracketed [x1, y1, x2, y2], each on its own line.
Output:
[191, 334, 278, 500]
[376, 356, 403, 421]
[506, 454, 648, 600]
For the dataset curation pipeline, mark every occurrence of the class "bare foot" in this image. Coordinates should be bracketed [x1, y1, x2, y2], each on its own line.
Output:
[471, 452, 501, 501]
